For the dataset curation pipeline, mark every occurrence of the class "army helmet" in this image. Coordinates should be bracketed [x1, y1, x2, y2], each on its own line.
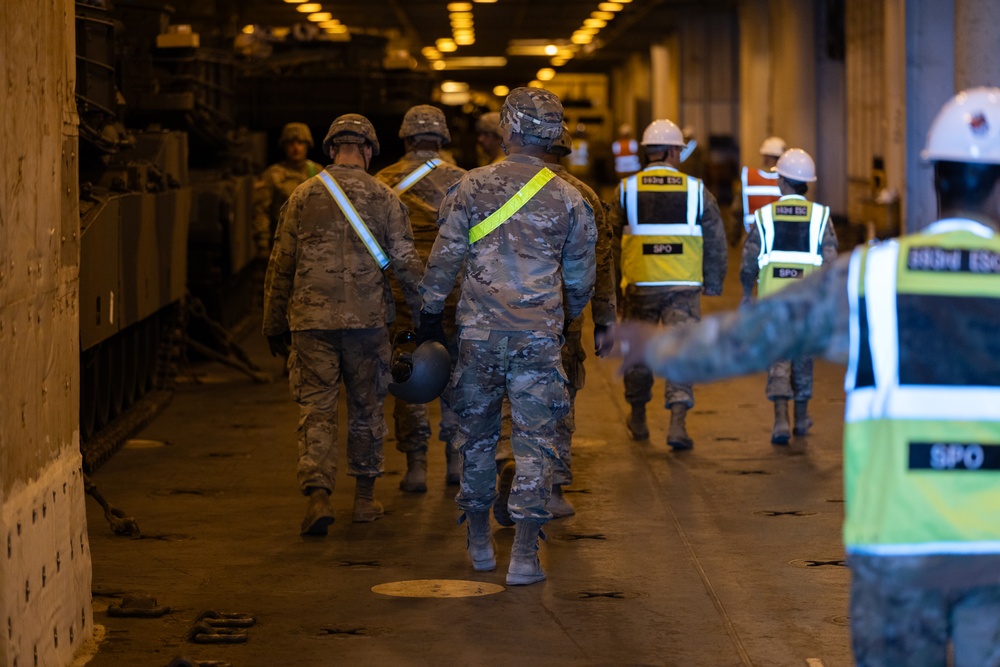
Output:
[388, 332, 452, 404]
[400, 104, 451, 144]
[475, 111, 502, 137]
[279, 122, 314, 147]
[322, 114, 381, 157]
[500, 87, 564, 146]
[548, 124, 573, 158]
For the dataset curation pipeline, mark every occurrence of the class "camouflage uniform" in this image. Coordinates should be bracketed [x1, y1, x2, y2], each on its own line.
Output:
[263, 163, 424, 494]
[740, 208, 839, 402]
[254, 159, 322, 255]
[420, 153, 597, 521]
[375, 150, 466, 456]
[611, 160, 728, 410]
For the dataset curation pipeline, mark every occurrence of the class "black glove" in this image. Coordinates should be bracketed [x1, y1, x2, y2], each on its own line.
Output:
[594, 322, 615, 358]
[414, 310, 445, 346]
[267, 331, 291, 358]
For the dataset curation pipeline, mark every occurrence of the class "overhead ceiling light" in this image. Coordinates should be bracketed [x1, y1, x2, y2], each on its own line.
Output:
[536, 67, 555, 81]
[583, 18, 606, 28]
[296, 3, 322, 13]
[571, 33, 593, 44]
[528, 80, 543, 88]
[325, 24, 348, 33]
[436, 39, 458, 52]
[447, 2, 473, 9]
[421, 46, 441, 58]
[434, 56, 507, 69]
[241, 24, 254, 34]
[544, 44, 558, 56]
[592, 11, 615, 20]
[450, 11, 473, 19]
[557, 47, 576, 58]
[599, 2, 624, 10]
[432, 60, 447, 70]
[308, 12, 332, 21]
[283, 0, 306, 3]
[550, 57, 566, 66]
[272, 26, 291, 37]
[319, 19, 341, 28]
[454, 35, 475, 45]
[493, 85, 509, 96]
[441, 80, 470, 93]
[473, 0, 497, 3]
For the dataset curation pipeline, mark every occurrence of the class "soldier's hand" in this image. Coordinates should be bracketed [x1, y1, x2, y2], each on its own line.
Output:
[615, 321, 660, 374]
[267, 332, 291, 358]
[740, 295, 754, 307]
[415, 310, 446, 346]
[703, 286, 723, 297]
[594, 322, 615, 358]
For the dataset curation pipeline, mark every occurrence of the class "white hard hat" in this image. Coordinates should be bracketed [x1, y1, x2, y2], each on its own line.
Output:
[775, 148, 817, 183]
[619, 123, 632, 136]
[922, 86, 1000, 164]
[759, 136, 787, 157]
[641, 119, 685, 147]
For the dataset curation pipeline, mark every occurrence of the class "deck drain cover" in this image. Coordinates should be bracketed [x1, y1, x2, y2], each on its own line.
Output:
[557, 589, 642, 601]
[720, 469, 771, 476]
[124, 439, 168, 449]
[136, 533, 194, 542]
[559, 533, 606, 541]
[561, 488, 592, 495]
[371, 579, 504, 598]
[789, 558, 847, 569]
[714, 437, 741, 442]
[753, 510, 817, 517]
[340, 560, 382, 568]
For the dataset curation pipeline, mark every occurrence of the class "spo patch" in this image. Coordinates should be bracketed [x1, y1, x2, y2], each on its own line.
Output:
[908, 442, 1000, 471]
[772, 267, 805, 279]
[643, 243, 683, 255]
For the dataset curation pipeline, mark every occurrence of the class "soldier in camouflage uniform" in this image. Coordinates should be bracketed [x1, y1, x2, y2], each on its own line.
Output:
[475, 111, 505, 165]
[611, 118, 727, 450]
[263, 114, 424, 535]
[740, 148, 838, 444]
[618, 87, 1000, 667]
[418, 87, 597, 585]
[374, 105, 467, 493]
[254, 122, 323, 258]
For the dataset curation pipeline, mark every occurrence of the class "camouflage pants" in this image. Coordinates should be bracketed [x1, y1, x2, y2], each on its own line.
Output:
[623, 288, 701, 408]
[451, 332, 569, 522]
[849, 553, 1000, 666]
[289, 329, 389, 494]
[766, 358, 814, 401]
[554, 321, 586, 485]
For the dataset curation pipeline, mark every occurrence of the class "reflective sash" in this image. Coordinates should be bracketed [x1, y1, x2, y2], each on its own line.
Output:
[316, 170, 390, 270]
[393, 158, 443, 195]
[755, 196, 829, 297]
[468, 167, 556, 243]
[843, 219, 1000, 555]
[741, 166, 781, 230]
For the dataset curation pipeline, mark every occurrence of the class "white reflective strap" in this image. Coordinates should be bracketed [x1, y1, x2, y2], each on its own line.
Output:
[744, 185, 782, 196]
[849, 541, 1000, 556]
[865, 242, 900, 417]
[846, 385, 1000, 422]
[624, 174, 639, 227]
[810, 203, 829, 254]
[635, 280, 702, 287]
[743, 213, 755, 231]
[924, 218, 996, 238]
[624, 223, 702, 237]
[845, 247, 864, 392]
[756, 206, 775, 267]
[316, 171, 390, 270]
[741, 166, 750, 222]
[688, 178, 703, 227]
[764, 250, 824, 266]
[393, 158, 442, 195]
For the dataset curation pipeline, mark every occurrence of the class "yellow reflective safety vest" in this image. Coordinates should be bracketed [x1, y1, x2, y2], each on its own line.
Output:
[755, 195, 830, 298]
[619, 166, 704, 288]
[843, 218, 1000, 556]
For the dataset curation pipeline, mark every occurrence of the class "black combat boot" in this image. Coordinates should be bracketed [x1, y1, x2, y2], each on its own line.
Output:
[506, 519, 546, 585]
[667, 404, 694, 450]
[399, 450, 427, 493]
[793, 400, 813, 436]
[300, 488, 334, 536]
[352, 476, 384, 522]
[627, 403, 649, 440]
[463, 511, 496, 571]
[771, 399, 791, 445]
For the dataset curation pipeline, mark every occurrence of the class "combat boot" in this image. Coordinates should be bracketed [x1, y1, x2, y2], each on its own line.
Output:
[463, 511, 496, 571]
[492, 459, 516, 527]
[545, 484, 575, 519]
[626, 403, 649, 440]
[793, 400, 813, 436]
[667, 404, 694, 450]
[506, 519, 546, 586]
[771, 400, 791, 444]
[399, 450, 427, 493]
[445, 447, 461, 486]
[352, 477, 384, 522]
[300, 488, 334, 536]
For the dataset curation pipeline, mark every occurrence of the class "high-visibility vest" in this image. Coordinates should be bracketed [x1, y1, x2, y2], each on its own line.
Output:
[754, 195, 830, 298]
[468, 167, 556, 243]
[316, 171, 390, 270]
[741, 166, 781, 231]
[619, 166, 704, 288]
[612, 138, 641, 175]
[393, 158, 443, 195]
[843, 218, 1000, 556]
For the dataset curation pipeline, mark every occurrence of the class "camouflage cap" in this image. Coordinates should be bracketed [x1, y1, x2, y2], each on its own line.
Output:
[475, 111, 502, 137]
[322, 113, 381, 157]
[500, 87, 564, 142]
[547, 124, 573, 157]
[399, 105, 451, 144]
[279, 122, 314, 147]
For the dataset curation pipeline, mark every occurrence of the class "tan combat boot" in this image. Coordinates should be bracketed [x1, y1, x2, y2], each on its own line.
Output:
[352, 476, 384, 522]
[506, 520, 546, 586]
[545, 484, 575, 518]
[464, 511, 496, 571]
[667, 403, 694, 450]
[399, 450, 427, 493]
[626, 403, 650, 440]
[771, 399, 791, 444]
[793, 400, 813, 436]
[300, 488, 335, 536]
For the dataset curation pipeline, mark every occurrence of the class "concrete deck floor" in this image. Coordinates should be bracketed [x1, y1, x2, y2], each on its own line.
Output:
[84, 255, 852, 667]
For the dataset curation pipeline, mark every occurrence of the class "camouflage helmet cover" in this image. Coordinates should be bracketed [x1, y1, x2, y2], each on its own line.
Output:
[547, 124, 573, 157]
[322, 114, 381, 157]
[400, 104, 451, 144]
[500, 87, 564, 144]
[279, 122, 314, 147]
[475, 111, 502, 137]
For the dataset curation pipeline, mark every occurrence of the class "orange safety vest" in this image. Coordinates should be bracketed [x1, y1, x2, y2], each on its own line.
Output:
[741, 166, 781, 231]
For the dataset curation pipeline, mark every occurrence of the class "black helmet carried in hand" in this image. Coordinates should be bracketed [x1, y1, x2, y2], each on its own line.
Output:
[388, 331, 451, 404]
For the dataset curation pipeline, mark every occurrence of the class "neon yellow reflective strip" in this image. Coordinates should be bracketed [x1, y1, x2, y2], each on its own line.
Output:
[469, 167, 556, 243]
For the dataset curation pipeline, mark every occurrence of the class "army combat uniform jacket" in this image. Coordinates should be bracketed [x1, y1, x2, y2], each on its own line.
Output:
[254, 159, 323, 253]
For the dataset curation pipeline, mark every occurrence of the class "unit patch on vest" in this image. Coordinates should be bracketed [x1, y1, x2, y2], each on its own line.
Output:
[906, 246, 1000, 274]
[641, 175, 684, 186]
[775, 205, 809, 217]
[908, 442, 1000, 471]
[643, 243, 683, 255]
[772, 267, 805, 279]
